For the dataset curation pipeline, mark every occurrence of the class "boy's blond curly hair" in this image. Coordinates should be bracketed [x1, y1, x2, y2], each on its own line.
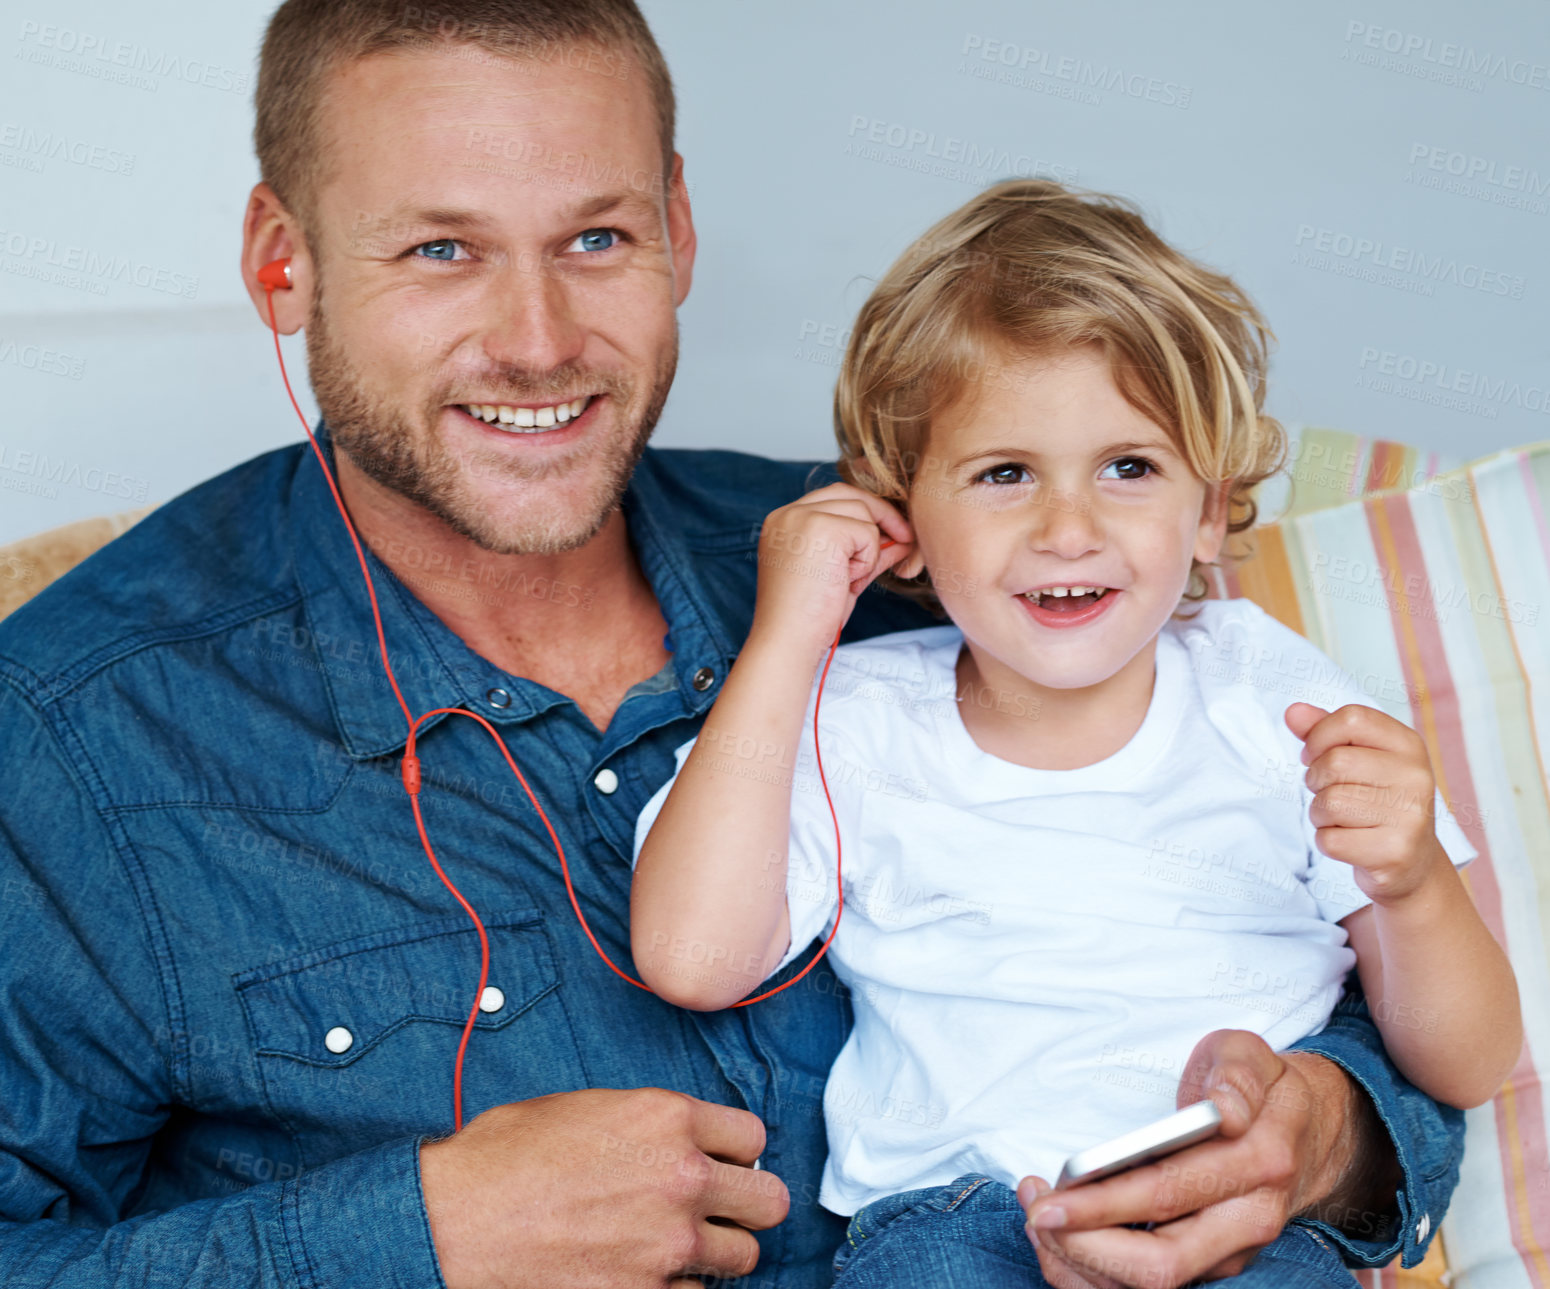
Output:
[833, 178, 1287, 613]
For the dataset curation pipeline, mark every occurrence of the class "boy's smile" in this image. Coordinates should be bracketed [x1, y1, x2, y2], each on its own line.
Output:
[907, 342, 1228, 766]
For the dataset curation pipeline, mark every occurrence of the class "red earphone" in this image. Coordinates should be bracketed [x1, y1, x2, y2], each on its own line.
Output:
[258, 256, 851, 1130]
[256, 257, 293, 292]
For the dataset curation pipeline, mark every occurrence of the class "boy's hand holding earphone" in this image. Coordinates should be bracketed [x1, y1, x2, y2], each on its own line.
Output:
[632, 481, 922, 1014]
[1284, 701, 1447, 905]
[750, 482, 922, 658]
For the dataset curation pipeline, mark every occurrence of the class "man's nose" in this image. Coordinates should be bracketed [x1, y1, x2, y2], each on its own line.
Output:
[1026, 486, 1103, 559]
[477, 252, 586, 373]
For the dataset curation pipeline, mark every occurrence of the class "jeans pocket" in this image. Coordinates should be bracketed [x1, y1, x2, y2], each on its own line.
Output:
[833, 1190, 935, 1274]
[832, 1176, 997, 1275]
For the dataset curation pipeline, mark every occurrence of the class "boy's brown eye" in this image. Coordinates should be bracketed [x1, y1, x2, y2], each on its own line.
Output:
[1104, 456, 1156, 481]
[978, 464, 1030, 485]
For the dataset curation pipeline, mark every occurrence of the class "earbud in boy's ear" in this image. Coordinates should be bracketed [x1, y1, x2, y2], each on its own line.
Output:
[257, 257, 293, 290]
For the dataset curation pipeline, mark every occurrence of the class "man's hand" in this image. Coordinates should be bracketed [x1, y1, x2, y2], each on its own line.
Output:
[419, 1087, 788, 1288]
[1017, 1030, 1366, 1288]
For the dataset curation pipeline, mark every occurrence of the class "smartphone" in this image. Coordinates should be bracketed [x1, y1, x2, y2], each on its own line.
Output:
[1056, 1100, 1223, 1189]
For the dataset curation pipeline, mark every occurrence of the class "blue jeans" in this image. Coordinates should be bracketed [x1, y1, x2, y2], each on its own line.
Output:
[829, 1175, 1356, 1288]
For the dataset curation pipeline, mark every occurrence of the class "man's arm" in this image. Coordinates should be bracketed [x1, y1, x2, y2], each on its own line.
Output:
[1285, 972, 1462, 1262]
[0, 674, 451, 1287]
[2, 1136, 447, 1288]
[0, 670, 790, 1288]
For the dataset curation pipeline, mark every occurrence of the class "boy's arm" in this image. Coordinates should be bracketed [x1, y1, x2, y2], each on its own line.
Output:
[630, 633, 816, 1008]
[631, 483, 916, 1010]
[1341, 854, 1521, 1108]
[1289, 700, 1522, 1110]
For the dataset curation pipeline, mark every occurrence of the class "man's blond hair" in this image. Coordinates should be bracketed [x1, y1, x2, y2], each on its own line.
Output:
[834, 178, 1287, 611]
[254, 0, 676, 249]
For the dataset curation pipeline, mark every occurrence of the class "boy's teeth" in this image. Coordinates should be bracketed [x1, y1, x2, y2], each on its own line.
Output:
[461, 396, 590, 431]
[1025, 585, 1109, 604]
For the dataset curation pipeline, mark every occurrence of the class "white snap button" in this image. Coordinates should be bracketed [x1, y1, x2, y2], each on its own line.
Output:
[324, 1026, 354, 1054]
[479, 985, 506, 1013]
[593, 768, 619, 795]
[1417, 1212, 1430, 1240]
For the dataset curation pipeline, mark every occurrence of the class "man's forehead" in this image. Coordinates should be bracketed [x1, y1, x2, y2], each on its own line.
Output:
[314, 46, 664, 234]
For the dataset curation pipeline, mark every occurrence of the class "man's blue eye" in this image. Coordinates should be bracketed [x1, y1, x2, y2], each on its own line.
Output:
[414, 240, 461, 261]
[573, 228, 618, 253]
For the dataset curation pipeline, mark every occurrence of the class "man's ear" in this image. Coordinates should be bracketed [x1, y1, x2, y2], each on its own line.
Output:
[1193, 479, 1233, 566]
[241, 182, 313, 335]
[666, 153, 696, 307]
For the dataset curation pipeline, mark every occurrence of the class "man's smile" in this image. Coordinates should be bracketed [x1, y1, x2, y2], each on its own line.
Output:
[453, 394, 596, 432]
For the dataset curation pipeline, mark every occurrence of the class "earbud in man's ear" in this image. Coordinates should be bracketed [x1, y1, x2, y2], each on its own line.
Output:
[257, 257, 293, 290]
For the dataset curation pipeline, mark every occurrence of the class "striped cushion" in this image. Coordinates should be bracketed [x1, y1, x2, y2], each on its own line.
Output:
[1211, 428, 1549, 1285]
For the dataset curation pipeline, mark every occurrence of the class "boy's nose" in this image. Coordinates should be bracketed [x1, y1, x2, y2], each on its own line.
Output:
[1025, 487, 1103, 560]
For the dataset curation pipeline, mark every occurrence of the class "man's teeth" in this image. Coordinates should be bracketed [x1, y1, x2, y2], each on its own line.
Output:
[1024, 586, 1110, 604]
[460, 396, 591, 430]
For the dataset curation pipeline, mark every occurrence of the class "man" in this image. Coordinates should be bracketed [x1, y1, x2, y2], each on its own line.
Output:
[0, 2, 1460, 1285]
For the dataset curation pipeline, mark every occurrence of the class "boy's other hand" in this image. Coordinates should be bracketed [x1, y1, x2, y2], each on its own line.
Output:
[1285, 700, 1447, 904]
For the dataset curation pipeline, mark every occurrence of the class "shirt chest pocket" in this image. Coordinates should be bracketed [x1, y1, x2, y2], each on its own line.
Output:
[234, 907, 586, 1167]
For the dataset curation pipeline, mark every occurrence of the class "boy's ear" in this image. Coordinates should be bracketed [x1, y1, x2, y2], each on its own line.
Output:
[844, 457, 881, 490]
[1194, 480, 1232, 565]
[844, 458, 925, 578]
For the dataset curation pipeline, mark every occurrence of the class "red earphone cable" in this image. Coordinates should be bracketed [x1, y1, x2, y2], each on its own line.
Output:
[261, 271, 848, 1129]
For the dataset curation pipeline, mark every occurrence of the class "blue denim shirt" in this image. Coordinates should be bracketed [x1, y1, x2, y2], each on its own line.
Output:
[0, 427, 1459, 1286]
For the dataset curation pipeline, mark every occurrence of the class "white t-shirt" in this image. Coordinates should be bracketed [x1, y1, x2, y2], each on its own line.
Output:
[632, 598, 1476, 1215]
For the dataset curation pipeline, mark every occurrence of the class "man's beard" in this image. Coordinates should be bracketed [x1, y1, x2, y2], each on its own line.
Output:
[304, 293, 676, 555]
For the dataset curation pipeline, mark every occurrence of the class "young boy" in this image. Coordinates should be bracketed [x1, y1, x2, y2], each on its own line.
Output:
[629, 179, 1521, 1286]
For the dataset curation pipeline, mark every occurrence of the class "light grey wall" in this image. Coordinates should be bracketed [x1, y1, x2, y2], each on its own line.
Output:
[2, 0, 1546, 543]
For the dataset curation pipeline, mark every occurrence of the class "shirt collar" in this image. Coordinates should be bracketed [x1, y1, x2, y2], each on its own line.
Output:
[289, 423, 735, 760]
